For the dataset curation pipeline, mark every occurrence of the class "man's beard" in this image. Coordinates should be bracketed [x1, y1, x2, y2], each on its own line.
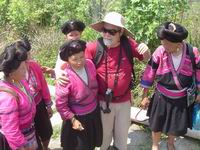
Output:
[103, 38, 113, 46]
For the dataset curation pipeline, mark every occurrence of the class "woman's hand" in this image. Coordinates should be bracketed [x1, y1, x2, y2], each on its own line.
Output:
[41, 66, 55, 78]
[195, 94, 200, 103]
[18, 147, 26, 150]
[41, 66, 55, 75]
[24, 147, 34, 150]
[18, 145, 35, 150]
[55, 71, 70, 86]
[71, 118, 84, 131]
[47, 107, 53, 118]
[137, 43, 151, 61]
[140, 97, 150, 109]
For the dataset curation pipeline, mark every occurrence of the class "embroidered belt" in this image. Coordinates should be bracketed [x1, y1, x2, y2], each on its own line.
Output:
[156, 84, 187, 99]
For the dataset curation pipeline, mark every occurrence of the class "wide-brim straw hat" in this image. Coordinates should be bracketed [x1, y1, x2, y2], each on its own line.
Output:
[90, 12, 134, 38]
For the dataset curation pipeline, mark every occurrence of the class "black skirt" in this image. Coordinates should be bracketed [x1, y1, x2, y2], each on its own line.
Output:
[147, 91, 192, 136]
[34, 100, 53, 141]
[0, 132, 11, 150]
[61, 105, 103, 150]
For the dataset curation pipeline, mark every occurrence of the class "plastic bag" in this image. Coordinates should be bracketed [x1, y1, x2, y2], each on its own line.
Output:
[187, 81, 196, 107]
[192, 103, 200, 130]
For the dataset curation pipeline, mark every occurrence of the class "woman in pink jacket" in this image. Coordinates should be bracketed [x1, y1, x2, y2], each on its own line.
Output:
[55, 40, 102, 150]
[17, 39, 53, 150]
[0, 42, 37, 150]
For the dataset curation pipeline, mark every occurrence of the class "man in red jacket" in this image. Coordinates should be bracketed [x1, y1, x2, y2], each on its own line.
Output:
[85, 12, 151, 150]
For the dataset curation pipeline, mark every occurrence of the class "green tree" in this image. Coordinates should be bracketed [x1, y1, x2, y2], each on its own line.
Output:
[123, 0, 189, 50]
[0, 0, 9, 26]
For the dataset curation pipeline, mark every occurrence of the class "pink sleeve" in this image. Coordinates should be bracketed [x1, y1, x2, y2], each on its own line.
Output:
[55, 83, 74, 120]
[31, 61, 52, 107]
[37, 64, 52, 106]
[140, 46, 161, 88]
[0, 93, 26, 149]
[85, 41, 97, 60]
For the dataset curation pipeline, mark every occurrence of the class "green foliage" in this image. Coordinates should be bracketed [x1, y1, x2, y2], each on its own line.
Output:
[7, 0, 31, 33]
[124, 0, 189, 50]
[51, 124, 61, 139]
[31, 27, 63, 68]
[82, 27, 101, 42]
[1, 0, 200, 106]
[0, 0, 9, 26]
[52, 0, 86, 26]
[6, 0, 57, 34]
[181, 2, 200, 48]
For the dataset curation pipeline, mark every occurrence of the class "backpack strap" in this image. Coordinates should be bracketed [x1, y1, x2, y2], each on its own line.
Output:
[121, 36, 134, 66]
[173, 43, 196, 90]
[187, 43, 196, 70]
[121, 36, 135, 88]
[93, 37, 106, 65]
[94, 36, 135, 84]
[0, 87, 19, 102]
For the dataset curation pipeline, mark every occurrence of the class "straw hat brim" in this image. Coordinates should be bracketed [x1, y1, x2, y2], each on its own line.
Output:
[90, 21, 134, 39]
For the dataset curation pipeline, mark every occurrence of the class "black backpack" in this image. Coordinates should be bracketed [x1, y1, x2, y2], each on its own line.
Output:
[93, 35, 136, 88]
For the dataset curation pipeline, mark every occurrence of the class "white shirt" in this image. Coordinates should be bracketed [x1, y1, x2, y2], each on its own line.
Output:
[73, 67, 88, 85]
[171, 51, 182, 70]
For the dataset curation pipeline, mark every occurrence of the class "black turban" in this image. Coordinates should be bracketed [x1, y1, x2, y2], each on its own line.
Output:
[61, 20, 85, 35]
[157, 22, 188, 43]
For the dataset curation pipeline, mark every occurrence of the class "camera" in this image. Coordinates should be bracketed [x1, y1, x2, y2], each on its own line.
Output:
[101, 88, 113, 114]
[105, 88, 113, 100]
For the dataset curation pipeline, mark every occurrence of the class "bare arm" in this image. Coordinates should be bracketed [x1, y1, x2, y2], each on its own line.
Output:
[140, 88, 150, 109]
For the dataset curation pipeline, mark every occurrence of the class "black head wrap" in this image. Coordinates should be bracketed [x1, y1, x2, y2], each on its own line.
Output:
[157, 22, 188, 43]
[61, 20, 85, 35]
[59, 40, 86, 61]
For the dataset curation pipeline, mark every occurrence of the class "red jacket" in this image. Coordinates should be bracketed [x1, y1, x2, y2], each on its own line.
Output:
[85, 38, 143, 103]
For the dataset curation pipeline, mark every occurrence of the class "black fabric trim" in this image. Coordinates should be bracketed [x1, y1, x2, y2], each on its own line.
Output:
[148, 58, 159, 69]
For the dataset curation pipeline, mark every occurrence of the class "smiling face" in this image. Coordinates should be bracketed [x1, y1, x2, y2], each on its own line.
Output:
[67, 51, 85, 70]
[102, 23, 123, 47]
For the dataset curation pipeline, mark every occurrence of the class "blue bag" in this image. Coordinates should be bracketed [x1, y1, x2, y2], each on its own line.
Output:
[192, 103, 200, 130]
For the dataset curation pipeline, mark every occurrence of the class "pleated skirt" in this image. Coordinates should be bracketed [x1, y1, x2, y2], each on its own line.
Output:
[147, 91, 192, 136]
[61, 106, 103, 150]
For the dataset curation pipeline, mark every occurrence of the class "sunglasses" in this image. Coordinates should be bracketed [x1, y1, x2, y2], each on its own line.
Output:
[102, 28, 121, 36]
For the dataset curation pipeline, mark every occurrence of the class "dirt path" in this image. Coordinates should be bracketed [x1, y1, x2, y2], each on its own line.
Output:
[49, 120, 200, 150]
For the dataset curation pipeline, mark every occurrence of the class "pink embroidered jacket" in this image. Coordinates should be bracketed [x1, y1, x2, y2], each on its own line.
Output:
[26, 60, 52, 107]
[55, 59, 98, 120]
[141, 43, 200, 98]
[0, 80, 36, 150]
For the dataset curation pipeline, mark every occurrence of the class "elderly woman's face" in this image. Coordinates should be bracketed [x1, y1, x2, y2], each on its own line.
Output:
[9, 61, 27, 82]
[67, 51, 85, 70]
[161, 39, 181, 53]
